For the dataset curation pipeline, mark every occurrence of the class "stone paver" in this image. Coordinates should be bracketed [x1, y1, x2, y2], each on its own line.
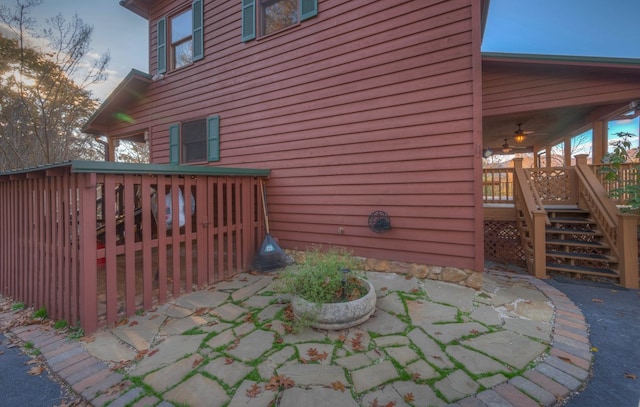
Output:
[163, 373, 229, 407]
[0, 268, 595, 407]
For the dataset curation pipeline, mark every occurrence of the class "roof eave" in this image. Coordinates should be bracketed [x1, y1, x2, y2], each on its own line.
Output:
[482, 52, 640, 70]
[82, 69, 152, 135]
[119, 0, 152, 20]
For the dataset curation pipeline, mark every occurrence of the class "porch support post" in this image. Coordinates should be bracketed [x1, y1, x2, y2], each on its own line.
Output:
[592, 121, 607, 164]
[617, 213, 639, 289]
[564, 138, 572, 166]
[532, 211, 548, 279]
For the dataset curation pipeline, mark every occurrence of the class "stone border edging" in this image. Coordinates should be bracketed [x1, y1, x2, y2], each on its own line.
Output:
[450, 271, 593, 407]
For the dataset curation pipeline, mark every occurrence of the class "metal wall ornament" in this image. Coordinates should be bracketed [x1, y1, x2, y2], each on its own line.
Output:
[368, 210, 391, 233]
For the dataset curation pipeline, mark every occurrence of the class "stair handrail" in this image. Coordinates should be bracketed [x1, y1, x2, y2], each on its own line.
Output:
[513, 163, 549, 279]
[574, 159, 619, 252]
[574, 155, 638, 288]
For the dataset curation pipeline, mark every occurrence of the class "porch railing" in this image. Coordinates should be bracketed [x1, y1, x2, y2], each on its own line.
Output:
[484, 164, 638, 206]
[0, 161, 269, 333]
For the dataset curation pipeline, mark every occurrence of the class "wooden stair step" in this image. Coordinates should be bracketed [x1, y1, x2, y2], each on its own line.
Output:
[546, 227, 600, 236]
[546, 239, 607, 249]
[546, 250, 616, 262]
[548, 217, 593, 225]
[546, 262, 618, 277]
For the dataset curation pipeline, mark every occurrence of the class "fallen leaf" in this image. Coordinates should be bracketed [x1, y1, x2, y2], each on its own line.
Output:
[591, 347, 599, 352]
[329, 381, 346, 392]
[265, 374, 295, 391]
[27, 365, 45, 376]
[558, 356, 572, 363]
[194, 307, 211, 316]
[225, 357, 234, 365]
[246, 383, 262, 398]
[134, 350, 148, 361]
[128, 320, 138, 327]
[591, 298, 604, 303]
[148, 314, 160, 320]
[624, 372, 637, 380]
[403, 392, 415, 402]
[147, 349, 159, 357]
[412, 373, 421, 381]
[192, 357, 203, 368]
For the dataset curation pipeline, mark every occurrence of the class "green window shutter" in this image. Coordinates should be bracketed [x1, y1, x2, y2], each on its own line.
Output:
[157, 17, 167, 74]
[300, 0, 318, 21]
[241, 0, 255, 42]
[169, 124, 180, 164]
[192, 0, 204, 61]
[207, 115, 220, 162]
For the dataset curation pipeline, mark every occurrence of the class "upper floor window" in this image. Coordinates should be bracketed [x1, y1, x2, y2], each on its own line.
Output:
[171, 9, 193, 69]
[242, 0, 317, 42]
[261, 0, 298, 36]
[157, 0, 203, 74]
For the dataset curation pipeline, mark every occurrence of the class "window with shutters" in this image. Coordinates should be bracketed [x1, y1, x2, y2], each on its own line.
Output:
[171, 9, 193, 69]
[260, 0, 298, 36]
[242, 0, 317, 42]
[157, 0, 203, 74]
[181, 119, 206, 163]
[169, 116, 220, 165]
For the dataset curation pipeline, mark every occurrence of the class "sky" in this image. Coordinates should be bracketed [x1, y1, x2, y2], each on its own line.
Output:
[16, 0, 149, 101]
[483, 0, 640, 58]
[10, 0, 640, 101]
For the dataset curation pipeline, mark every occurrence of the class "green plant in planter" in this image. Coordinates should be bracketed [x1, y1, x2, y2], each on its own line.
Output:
[277, 246, 367, 304]
[599, 131, 640, 213]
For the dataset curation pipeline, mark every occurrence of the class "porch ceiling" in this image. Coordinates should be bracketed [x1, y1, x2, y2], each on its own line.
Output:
[481, 53, 640, 154]
[483, 105, 621, 153]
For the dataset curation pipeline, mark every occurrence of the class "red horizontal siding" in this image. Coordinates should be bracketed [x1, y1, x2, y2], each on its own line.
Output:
[109, 0, 481, 270]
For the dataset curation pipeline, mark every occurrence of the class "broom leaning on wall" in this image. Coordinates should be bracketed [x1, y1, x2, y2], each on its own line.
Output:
[251, 180, 291, 272]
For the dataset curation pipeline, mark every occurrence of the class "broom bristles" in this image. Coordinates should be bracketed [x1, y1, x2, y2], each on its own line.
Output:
[251, 234, 292, 272]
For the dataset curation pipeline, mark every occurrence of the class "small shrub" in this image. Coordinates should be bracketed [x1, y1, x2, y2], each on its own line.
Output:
[11, 302, 25, 311]
[67, 325, 85, 340]
[599, 131, 640, 213]
[54, 320, 68, 330]
[32, 307, 48, 319]
[276, 246, 367, 304]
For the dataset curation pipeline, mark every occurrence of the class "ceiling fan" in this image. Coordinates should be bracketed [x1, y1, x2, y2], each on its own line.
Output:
[512, 123, 534, 143]
[500, 138, 530, 153]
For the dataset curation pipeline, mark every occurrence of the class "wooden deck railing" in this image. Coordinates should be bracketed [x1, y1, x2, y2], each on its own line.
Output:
[482, 168, 514, 203]
[0, 161, 269, 333]
[512, 165, 548, 279]
[484, 164, 638, 206]
[590, 163, 639, 205]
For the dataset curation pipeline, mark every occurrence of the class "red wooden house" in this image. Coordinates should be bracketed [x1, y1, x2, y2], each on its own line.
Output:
[83, 0, 639, 286]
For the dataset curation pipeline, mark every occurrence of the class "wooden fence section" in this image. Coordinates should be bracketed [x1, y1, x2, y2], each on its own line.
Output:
[0, 161, 269, 333]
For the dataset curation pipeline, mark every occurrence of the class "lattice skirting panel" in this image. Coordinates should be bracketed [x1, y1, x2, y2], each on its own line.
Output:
[484, 220, 526, 267]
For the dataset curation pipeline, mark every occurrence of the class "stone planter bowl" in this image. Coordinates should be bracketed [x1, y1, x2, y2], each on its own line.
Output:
[291, 278, 376, 330]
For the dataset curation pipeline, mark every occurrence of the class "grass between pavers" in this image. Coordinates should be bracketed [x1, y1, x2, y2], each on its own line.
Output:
[103, 278, 553, 407]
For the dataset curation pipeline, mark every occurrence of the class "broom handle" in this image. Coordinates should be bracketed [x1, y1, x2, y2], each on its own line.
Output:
[260, 180, 270, 234]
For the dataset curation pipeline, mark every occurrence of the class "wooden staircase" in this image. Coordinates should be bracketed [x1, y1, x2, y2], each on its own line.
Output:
[544, 206, 620, 280]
